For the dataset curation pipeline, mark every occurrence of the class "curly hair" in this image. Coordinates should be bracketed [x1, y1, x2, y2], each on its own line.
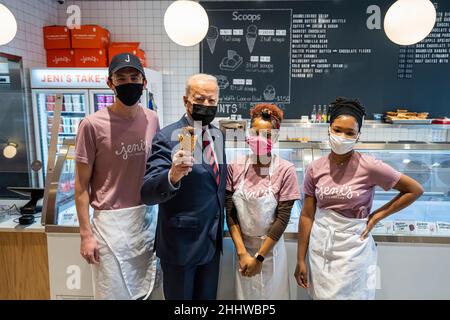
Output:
[250, 104, 284, 129]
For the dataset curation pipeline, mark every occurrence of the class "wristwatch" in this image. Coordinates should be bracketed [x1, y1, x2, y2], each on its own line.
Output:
[254, 252, 265, 263]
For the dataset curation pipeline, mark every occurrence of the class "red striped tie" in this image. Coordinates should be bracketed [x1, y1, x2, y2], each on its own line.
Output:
[203, 130, 220, 186]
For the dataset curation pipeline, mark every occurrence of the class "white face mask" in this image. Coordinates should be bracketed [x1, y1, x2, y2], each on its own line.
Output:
[328, 128, 359, 155]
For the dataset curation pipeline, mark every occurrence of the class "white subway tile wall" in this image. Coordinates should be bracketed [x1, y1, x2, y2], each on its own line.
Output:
[57, 0, 199, 126]
[0, 0, 58, 69]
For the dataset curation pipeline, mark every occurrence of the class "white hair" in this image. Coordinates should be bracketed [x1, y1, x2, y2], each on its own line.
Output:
[185, 73, 219, 96]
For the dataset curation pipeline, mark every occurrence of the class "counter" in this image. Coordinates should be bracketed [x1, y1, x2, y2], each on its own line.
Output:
[0, 215, 45, 233]
[216, 119, 450, 143]
[0, 200, 50, 299]
[221, 140, 450, 299]
[37, 138, 450, 299]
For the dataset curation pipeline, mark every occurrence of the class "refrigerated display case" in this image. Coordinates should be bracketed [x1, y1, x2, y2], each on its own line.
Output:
[225, 141, 450, 242]
[32, 89, 89, 186]
[31, 68, 164, 185]
[311, 142, 450, 242]
[223, 141, 450, 299]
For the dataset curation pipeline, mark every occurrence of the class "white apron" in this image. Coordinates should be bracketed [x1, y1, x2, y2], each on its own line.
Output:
[232, 156, 290, 300]
[307, 208, 377, 300]
[91, 204, 157, 300]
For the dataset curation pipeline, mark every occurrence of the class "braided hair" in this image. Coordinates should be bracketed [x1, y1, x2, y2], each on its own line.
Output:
[329, 97, 366, 131]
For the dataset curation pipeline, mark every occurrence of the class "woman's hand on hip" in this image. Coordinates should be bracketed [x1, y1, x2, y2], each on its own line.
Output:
[361, 213, 380, 240]
[294, 260, 308, 288]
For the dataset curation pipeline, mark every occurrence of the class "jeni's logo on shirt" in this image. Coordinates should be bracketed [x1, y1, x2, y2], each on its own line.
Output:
[316, 184, 360, 200]
[115, 139, 147, 160]
[245, 188, 270, 199]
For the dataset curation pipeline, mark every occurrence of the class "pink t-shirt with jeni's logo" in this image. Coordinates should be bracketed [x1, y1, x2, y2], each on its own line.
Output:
[302, 152, 402, 219]
[75, 106, 159, 210]
[226, 156, 301, 202]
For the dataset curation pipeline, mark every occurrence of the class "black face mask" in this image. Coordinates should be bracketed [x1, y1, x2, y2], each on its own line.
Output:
[191, 104, 217, 126]
[114, 83, 144, 107]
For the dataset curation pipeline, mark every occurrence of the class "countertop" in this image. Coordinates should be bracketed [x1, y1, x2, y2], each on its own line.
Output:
[0, 216, 45, 233]
[0, 199, 45, 233]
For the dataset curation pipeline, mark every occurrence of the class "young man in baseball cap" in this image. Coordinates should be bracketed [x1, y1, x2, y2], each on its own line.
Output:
[75, 53, 161, 299]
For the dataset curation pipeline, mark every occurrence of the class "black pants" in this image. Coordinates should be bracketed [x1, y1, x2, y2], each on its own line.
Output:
[160, 249, 220, 300]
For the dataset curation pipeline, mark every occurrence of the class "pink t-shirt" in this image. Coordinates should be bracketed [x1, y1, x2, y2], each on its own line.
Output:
[75, 107, 159, 210]
[302, 152, 402, 219]
[226, 156, 301, 202]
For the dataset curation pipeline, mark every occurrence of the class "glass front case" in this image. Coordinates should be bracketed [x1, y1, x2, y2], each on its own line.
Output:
[225, 141, 450, 242]
[33, 90, 88, 180]
[317, 143, 450, 240]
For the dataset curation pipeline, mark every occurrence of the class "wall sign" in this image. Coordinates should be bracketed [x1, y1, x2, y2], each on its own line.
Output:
[31, 68, 109, 88]
[200, 1, 450, 118]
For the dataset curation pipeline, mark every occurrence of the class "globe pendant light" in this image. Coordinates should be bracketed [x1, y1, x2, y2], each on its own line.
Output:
[0, 3, 17, 46]
[384, 0, 436, 46]
[164, 0, 209, 46]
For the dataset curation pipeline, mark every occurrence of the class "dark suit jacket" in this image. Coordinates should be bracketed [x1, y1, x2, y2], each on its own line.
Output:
[141, 116, 227, 266]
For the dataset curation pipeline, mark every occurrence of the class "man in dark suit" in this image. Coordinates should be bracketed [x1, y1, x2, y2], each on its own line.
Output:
[141, 74, 226, 300]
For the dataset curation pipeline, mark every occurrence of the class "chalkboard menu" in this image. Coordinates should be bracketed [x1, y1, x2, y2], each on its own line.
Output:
[200, 0, 450, 119]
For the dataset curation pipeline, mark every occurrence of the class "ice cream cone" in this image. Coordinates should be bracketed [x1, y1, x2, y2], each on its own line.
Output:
[178, 126, 197, 152]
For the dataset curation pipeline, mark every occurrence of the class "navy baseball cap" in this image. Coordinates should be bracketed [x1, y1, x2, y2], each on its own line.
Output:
[108, 53, 145, 79]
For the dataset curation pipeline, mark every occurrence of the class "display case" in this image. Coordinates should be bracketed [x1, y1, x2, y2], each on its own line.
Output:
[223, 140, 450, 299]
[32, 89, 89, 185]
[313, 142, 450, 243]
[225, 141, 450, 243]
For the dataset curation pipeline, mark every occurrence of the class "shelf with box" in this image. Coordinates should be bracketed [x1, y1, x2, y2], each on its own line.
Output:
[43, 25, 148, 68]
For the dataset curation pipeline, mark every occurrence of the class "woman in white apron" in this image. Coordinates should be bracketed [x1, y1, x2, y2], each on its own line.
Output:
[294, 97, 424, 300]
[226, 104, 300, 299]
